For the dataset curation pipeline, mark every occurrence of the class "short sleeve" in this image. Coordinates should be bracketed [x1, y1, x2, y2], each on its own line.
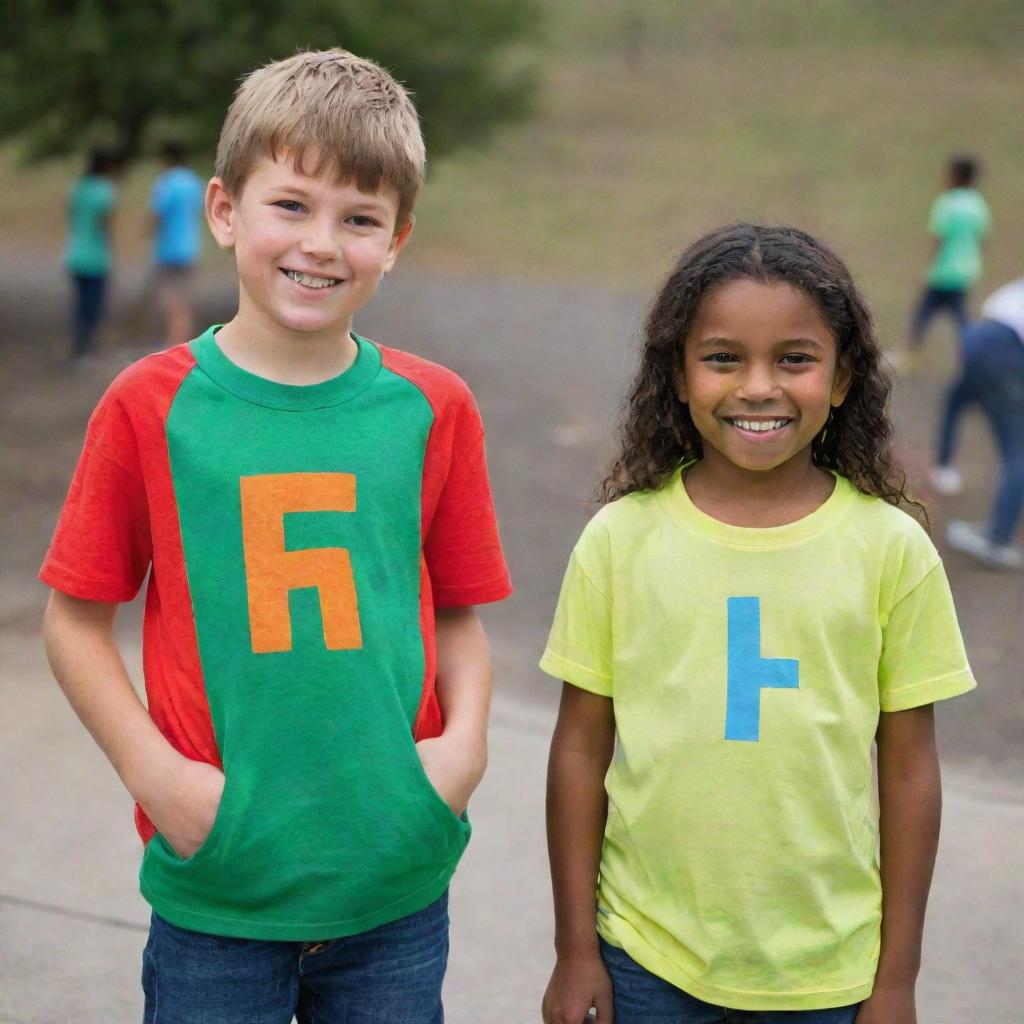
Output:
[878, 562, 975, 712]
[927, 196, 947, 237]
[540, 539, 613, 697]
[978, 196, 992, 237]
[39, 389, 152, 602]
[424, 397, 511, 607]
[150, 177, 167, 215]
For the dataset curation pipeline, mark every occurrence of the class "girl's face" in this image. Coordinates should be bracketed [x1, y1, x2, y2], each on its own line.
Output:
[675, 278, 850, 477]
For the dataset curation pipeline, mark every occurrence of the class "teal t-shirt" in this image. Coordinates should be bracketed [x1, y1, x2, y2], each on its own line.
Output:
[927, 187, 991, 289]
[66, 175, 116, 277]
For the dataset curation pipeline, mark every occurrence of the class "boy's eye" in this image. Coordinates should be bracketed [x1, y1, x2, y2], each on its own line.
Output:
[347, 215, 380, 228]
[274, 200, 305, 213]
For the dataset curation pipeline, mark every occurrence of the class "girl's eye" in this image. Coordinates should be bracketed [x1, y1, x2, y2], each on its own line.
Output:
[274, 200, 304, 213]
[780, 354, 816, 365]
[702, 352, 739, 365]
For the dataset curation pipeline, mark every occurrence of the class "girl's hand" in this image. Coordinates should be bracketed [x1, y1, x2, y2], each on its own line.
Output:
[141, 755, 225, 860]
[542, 953, 614, 1024]
[854, 981, 916, 1024]
[415, 733, 486, 816]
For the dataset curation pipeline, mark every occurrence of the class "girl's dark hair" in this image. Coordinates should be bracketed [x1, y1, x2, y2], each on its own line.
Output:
[601, 223, 924, 521]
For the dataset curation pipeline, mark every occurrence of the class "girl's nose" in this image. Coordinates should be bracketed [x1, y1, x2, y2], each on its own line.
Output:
[735, 368, 782, 403]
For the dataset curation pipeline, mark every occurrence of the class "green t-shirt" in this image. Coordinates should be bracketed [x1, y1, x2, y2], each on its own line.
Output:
[927, 187, 990, 289]
[65, 175, 116, 277]
[541, 471, 974, 1011]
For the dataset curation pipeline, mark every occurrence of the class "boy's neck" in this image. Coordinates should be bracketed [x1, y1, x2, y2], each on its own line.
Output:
[684, 450, 836, 528]
[213, 315, 359, 386]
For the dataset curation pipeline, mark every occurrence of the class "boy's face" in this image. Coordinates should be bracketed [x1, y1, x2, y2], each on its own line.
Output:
[206, 150, 411, 344]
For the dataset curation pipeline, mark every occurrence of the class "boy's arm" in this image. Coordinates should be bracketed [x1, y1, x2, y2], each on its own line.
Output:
[43, 590, 224, 859]
[856, 704, 941, 1024]
[542, 683, 616, 1024]
[414, 605, 491, 815]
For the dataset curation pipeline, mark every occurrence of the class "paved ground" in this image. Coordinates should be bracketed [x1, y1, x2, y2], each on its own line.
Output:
[1, 255, 1021, 1021]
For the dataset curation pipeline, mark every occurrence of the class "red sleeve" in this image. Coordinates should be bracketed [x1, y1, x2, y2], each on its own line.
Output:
[425, 393, 512, 607]
[379, 345, 512, 607]
[40, 383, 152, 602]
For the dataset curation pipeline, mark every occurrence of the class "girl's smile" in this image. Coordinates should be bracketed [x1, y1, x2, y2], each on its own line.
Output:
[676, 278, 850, 478]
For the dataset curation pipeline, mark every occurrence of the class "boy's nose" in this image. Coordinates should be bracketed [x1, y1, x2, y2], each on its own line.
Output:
[299, 219, 342, 261]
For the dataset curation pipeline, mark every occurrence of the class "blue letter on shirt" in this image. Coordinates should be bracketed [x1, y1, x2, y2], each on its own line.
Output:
[725, 597, 799, 742]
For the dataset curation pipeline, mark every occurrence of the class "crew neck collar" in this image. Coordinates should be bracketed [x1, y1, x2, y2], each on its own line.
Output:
[658, 465, 855, 549]
[190, 325, 381, 411]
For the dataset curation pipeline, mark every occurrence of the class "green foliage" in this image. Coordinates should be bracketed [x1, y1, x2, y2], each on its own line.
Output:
[0, 0, 539, 164]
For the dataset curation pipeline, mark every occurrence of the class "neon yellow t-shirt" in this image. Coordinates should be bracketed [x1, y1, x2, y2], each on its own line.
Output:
[540, 471, 974, 1011]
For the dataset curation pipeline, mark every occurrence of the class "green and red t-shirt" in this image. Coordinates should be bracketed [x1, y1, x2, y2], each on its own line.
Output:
[40, 326, 512, 939]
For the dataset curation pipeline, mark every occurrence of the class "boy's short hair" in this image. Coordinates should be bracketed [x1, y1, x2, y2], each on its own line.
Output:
[949, 154, 979, 188]
[216, 49, 425, 227]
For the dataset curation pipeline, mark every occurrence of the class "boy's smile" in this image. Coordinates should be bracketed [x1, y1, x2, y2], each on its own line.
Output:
[676, 278, 850, 478]
[206, 150, 412, 352]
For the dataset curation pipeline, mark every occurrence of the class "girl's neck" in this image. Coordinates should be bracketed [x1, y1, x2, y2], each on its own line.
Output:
[683, 450, 836, 528]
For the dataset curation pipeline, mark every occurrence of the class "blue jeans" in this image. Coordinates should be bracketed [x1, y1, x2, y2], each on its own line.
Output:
[70, 273, 107, 358]
[936, 319, 1024, 544]
[599, 939, 861, 1024]
[910, 285, 967, 347]
[142, 891, 449, 1023]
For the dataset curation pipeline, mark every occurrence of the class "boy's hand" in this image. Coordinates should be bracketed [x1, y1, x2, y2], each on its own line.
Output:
[415, 733, 486, 816]
[854, 981, 916, 1024]
[542, 953, 614, 1024]
[141, 754, 225, 860]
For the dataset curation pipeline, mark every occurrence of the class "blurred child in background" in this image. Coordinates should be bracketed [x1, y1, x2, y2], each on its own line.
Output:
[900, 155, 990, 368]
[150, 139, 205, 348]
[931, 277, 1024, 570]
[65, 146, 121, 362]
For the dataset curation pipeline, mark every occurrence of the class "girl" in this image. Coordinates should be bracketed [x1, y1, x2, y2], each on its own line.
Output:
[540, 224, 974, 1024]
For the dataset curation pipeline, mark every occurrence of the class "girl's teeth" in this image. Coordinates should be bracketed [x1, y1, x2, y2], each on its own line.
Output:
[734, 419, 787, 432]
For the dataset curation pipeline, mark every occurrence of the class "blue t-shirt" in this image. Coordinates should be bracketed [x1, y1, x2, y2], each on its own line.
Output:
[66, 175, 116, 277]
[151, 166, 205, 267]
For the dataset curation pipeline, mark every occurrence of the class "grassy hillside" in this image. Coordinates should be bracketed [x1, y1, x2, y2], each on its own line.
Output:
[2, 1, 1020, 353]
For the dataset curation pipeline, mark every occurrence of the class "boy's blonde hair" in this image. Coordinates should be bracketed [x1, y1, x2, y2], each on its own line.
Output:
[216, 49, 425, 227]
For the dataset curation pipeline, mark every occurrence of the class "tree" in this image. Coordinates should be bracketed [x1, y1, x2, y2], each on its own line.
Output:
[0, 0, 539, 164]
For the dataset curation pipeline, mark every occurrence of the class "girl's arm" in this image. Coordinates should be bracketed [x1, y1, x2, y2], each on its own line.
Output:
[415, 605, 491, 815]
[542, 683, 616, 1024]
[857, 704, 941, 1024]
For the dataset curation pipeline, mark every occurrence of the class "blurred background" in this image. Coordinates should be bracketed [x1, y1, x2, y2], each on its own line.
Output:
[1, 1, 1021, 1020]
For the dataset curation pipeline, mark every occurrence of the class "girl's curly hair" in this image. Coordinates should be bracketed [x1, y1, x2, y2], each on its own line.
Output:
[600, 223, 925, 522]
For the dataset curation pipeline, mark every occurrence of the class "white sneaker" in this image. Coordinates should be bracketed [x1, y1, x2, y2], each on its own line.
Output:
[946, 520, 1024, 571]
[929, 465, 964, 496]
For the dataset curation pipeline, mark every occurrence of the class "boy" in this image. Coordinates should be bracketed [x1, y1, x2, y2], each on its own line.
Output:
[904, 154, 991, 361]
[150, 139, 205, 349]
[41, 49, 511, 1022]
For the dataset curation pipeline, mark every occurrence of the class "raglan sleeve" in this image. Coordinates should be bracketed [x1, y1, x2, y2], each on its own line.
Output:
[878, 532, 975, 713]
[424, 386, 512, 607]
[540, 516, 614, 697]
[39, 385, 152, 603]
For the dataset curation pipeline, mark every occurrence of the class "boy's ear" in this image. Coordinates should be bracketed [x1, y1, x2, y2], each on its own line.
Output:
[205, 177, 236, 250]
[383, 214, 415, 274]
[830, 351, 853, 408]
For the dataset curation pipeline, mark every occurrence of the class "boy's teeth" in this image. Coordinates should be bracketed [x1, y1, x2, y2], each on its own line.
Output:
[285, 270, 338, 288]
[733, 418, 787, 432]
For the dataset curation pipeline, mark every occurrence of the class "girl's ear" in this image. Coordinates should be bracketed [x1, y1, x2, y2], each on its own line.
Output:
[673, 351, 689, 403]
[830, 352, 853, 408]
